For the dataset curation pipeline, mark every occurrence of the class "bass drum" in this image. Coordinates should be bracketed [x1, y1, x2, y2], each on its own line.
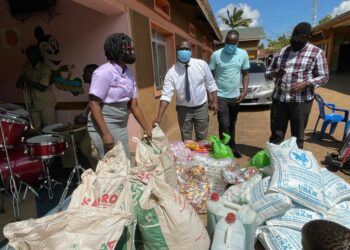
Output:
[0, 147, 44, 186]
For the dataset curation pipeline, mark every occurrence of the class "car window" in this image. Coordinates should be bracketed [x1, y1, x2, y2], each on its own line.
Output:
[249, 62, 266, 73]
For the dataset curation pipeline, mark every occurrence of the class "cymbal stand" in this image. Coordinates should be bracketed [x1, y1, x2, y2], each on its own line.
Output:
[0, 120, 20, 220]
[58, 130, 84, 210]
[39, 158, 61, 199]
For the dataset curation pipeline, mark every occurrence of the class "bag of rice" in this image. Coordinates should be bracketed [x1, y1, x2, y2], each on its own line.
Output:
[250, 193, 292, 226]
[321, 168, 350, 208]
[266, 204, 324, 231]
[250, 177, 271, 204]
[267, 142, 327, 213]
[258, 226, 302, 250]
[326, 201, 350, 229]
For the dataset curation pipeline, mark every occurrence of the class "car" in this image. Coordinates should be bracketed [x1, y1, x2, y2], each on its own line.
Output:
[240, 60, 274, 106]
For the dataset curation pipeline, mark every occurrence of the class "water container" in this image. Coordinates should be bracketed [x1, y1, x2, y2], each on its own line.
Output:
[207, 193, 241, 238]
[211, 213, 245, 250]
[237, 205, 257, 250]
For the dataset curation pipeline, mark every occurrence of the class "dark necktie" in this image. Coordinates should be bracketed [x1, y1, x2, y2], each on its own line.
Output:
[185, 64, 190, 102]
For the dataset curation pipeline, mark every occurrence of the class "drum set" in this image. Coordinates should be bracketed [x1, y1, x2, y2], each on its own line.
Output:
[0, 102, 86, 219]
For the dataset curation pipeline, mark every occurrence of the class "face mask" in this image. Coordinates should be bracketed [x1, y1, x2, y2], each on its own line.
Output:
[290, 38, 307, 51]
[177, 50, 191, 63]
[122, 51, 136, 64]
[224, 44, 237, 55]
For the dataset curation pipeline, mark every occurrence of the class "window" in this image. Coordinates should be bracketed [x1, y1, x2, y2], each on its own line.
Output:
[152, 30, 168, 91]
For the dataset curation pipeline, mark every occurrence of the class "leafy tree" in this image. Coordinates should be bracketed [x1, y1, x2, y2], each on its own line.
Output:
[259, 43, 265, 49]
[267, 34, 291, 53]
[220, 7, 252, 29]
[318, 15, 332, 25]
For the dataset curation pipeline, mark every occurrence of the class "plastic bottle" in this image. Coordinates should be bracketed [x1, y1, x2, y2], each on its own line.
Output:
[211, 212, 245, 250]
[237, 205, 257, 250]
[207, 193, 242, 238]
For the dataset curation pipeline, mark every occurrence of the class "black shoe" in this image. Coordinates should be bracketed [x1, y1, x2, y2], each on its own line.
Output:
[233, 148, 242, 158]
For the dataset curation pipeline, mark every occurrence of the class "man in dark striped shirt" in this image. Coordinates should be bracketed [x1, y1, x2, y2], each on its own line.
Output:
[265, 22, 329, 148]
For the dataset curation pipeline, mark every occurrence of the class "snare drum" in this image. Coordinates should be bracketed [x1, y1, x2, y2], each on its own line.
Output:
[25, 134, 67, 159]
[0, 103, 29, 120]
[0, 146, 44, 186]
[0, 113, 28, 148]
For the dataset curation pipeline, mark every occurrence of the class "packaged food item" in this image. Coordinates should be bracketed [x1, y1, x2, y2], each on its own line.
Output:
[184, 140, 199, 151]
[221, 163, 243, 185]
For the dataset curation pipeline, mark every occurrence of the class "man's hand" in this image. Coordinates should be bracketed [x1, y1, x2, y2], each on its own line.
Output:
[152, 118, 161, 127]
[291, 82, 308, 94]
[271, 68, 286, 79]
[144, 128, 152, 140]
[102, 132, 115, 153]
[237, 90, 247, 103]
[209, 100, 218, 115]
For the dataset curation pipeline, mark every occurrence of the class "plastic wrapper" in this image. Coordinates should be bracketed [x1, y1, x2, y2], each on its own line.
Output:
[169, 141, 192, 162]
[184, 140, 199, 151]
[176, 163, 210, 214]
[210, 134, 233, 159]
[222, 173, 262, 204]
[192, 154, 233, 195]
[249, 150, 270, 169]
[221, 163, 243, 184]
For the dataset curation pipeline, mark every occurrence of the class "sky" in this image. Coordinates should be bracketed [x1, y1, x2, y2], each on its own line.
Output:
[208, 0, 350, 42]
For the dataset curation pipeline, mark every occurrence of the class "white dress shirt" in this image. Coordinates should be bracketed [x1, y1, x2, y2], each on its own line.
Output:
[160, 58, 217, 107]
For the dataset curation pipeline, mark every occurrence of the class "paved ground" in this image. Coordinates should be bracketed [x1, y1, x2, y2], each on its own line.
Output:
[0, 73, 349, 247]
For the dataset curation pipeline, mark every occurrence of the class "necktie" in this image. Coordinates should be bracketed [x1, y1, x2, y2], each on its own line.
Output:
[185, 64, 190, 102]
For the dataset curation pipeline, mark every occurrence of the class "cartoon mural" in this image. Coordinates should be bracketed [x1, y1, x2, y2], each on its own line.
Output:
[34, 26, 83, 96]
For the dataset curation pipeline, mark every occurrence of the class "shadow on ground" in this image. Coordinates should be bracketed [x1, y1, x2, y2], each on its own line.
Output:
[322, 73, 350, 95]
[304, 131, 343, 150]
[236, 143, 264, 158]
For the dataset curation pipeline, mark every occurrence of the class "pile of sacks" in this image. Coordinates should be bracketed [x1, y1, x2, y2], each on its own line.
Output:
[221, 137, 350, 250]
[3, 126, 210, 250]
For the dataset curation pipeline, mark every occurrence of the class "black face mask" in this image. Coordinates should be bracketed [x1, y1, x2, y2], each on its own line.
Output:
[122, 52, 136, 64]
[290, 38, 307, 51]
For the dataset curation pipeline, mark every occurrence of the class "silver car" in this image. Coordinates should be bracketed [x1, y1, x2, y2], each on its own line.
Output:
[240, 60, 274, 106]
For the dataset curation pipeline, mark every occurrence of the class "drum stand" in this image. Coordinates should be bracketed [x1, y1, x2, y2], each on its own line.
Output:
[58, 131, 85, 210]
[39, 158, 61, 199]
[0, 121, 39, 220]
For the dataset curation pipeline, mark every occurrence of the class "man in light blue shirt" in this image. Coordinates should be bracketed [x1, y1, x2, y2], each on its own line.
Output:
[209, 30, 250, 158]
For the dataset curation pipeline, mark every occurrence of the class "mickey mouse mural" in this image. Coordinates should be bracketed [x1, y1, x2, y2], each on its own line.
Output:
[34, 26, 83, 95]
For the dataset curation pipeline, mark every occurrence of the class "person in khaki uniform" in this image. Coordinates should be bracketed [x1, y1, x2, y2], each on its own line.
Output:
[17, 45, 56, 130]
[60, 64, 99, 169]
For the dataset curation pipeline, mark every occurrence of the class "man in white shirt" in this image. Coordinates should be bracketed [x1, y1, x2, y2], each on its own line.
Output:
[152, 41, 218, 141]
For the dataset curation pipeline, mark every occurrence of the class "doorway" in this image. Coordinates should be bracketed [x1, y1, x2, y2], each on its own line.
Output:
[337, 43, 350, 72]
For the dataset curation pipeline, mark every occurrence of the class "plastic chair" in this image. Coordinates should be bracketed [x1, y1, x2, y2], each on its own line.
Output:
[313, 94, 349, 140]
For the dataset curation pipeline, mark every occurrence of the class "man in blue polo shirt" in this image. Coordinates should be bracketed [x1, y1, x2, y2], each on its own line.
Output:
[209, 30, 250, 158]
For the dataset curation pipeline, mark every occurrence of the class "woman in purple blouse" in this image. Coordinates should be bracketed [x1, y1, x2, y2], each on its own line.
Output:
[88, 33, 152, 158]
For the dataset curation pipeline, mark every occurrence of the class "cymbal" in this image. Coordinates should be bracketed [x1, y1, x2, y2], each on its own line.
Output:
[52, 124, 87, 133]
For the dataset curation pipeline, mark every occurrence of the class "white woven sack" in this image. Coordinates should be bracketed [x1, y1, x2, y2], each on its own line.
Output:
[326, 201, 350, 229]
[266, 204, 324, 231]
[4, 206, 131, 250]
[137, 176, 210, 250]
[95, 141, 130, 175]
[321, 168, 350, 208]
[258, 226, 302, 250]
[250, 177, 271, 204]
[151, 124, 169, 150]
[267, 143, 327, 213]
[250, 193, 292, 226]
[133, 137, 177, 188]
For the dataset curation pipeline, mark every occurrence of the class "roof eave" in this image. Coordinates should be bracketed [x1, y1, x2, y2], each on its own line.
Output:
[196, 0, 222, 41]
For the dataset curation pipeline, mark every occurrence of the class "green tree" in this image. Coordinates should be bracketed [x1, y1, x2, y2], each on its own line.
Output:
[220, 7, 252, 29]
[318, 15, 332, 25]
[259, 43, 265, 49]
[267, 34, 291, 53]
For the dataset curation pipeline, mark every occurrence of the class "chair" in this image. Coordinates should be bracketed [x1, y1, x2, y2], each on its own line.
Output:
[313, 94, 349, 140]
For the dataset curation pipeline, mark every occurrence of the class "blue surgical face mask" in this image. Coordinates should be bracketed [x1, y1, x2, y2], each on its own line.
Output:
[177, 50, 192, 63]
[224, 44, 237, 55]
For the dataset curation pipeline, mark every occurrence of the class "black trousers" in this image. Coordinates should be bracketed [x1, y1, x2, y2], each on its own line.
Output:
[269, 99, 313, 149]
[217, 97, 240, 148]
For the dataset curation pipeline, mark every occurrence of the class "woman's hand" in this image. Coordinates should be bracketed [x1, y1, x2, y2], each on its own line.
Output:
[102, 132, 115, 153]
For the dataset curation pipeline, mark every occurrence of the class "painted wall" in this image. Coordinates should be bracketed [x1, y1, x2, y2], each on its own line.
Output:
[0, 0, 128, 108]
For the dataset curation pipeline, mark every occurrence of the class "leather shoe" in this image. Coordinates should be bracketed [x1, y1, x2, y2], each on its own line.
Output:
[233, 148, 242, 158]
